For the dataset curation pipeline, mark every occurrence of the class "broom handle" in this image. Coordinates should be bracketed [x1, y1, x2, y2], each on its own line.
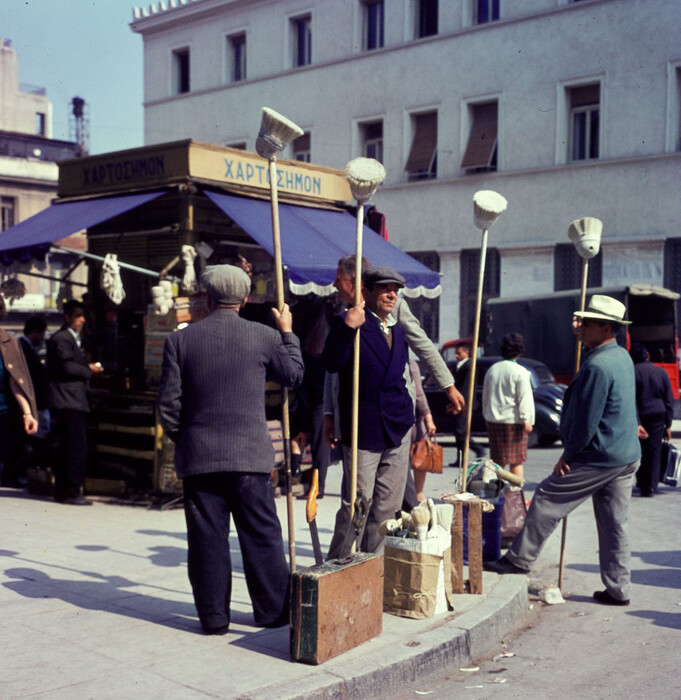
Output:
[461, 227, 489, 492]
[558, 256, 589, 589]
[350, 203, 364, 551]
[268, 158, 296, 574]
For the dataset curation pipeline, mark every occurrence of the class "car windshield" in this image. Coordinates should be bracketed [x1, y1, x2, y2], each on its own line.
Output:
[527, 363, 555, 385]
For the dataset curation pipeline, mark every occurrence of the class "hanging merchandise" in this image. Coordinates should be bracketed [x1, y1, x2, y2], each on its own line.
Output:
[151, 279, 174, 315]
[100, 253, 126, 305]
[181, 245, 199, 295]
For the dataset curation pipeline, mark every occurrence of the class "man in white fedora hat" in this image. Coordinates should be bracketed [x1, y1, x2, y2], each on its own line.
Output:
[485, 294, 641, 606]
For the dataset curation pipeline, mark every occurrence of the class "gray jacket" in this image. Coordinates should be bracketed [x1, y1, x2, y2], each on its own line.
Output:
[158, 309, 304, 478]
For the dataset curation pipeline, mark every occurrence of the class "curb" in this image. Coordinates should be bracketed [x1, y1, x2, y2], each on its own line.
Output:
[250, 574, 528, 700]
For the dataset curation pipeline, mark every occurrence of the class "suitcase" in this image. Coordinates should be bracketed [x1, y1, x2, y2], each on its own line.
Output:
[290, 552, 383, 665]
[661, 442, 681, 487]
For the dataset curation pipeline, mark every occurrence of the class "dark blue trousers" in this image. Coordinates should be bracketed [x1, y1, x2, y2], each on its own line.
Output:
[183, 472, 289, 631]
[52, 408, 88, 500]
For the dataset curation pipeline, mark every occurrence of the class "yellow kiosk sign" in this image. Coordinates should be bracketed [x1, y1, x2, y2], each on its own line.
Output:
[59, 140, 353, 204]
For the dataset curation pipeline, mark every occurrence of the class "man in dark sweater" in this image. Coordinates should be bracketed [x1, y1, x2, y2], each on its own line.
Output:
[47, 301, 103, 505]
[630, 343, 674, 496]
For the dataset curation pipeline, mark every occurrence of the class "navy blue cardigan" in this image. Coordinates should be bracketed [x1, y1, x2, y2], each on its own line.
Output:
[322, 313, 414, 451]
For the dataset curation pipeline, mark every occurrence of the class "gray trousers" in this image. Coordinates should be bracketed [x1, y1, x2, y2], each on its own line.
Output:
[505, 460, 638, 601]
[327, 431, 411, 558]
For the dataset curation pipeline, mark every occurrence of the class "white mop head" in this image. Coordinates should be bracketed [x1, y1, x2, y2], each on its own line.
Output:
[345, 157, 386, 204]
[256, 107, 304, 159]
[568, 216, 602, 260]
[473, 190, 508, 230]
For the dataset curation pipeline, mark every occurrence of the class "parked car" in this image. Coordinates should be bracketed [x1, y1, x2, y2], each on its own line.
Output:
[423, 356, 566, 447]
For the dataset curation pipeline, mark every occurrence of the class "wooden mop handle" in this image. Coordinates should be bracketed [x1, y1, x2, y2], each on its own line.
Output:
[460, 227, 489, 491]
[350, 204, 364, 545]
[558, 256, 590, 590]
[268, 158, 296, 573]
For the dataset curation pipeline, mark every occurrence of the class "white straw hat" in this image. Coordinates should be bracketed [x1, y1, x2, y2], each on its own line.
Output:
[573, 294, 631, 325]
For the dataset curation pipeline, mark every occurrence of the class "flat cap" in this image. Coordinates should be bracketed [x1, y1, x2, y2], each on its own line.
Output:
[201, 264, 251, 305]
[361, 265, 405, 290]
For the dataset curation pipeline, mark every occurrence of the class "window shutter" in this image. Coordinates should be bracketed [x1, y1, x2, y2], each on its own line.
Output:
[461, 102, 498, 169]
[405, 112, 437, 173]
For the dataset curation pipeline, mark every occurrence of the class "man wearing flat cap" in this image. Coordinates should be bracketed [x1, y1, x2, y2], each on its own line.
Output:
[486, 295, 641, 607]
[158, 264, 304, 635]
[322, 265, 415, 553]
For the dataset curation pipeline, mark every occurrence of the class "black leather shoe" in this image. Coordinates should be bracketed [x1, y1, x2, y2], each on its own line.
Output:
[483, 555, 530, 575]
[62, 495, 93, 506]
[203, 624, 230, 635]
[593, 590, 630, 606]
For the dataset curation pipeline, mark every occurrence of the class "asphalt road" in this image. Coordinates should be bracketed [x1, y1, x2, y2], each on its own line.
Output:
[390, 441, 681, 700]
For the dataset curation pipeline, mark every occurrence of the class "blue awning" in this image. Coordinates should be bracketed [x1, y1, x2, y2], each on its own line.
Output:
[203, 190, 441, 298]
[0, 191, 166, 263]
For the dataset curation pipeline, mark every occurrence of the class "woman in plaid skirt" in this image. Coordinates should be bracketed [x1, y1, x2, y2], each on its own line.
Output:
[482, 334, 535, 479]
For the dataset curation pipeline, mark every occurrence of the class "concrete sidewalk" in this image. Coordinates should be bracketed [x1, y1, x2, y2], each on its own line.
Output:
[1, 442, 528, 700]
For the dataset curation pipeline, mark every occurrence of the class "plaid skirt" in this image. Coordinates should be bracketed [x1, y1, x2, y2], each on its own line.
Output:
[486, 421, 528, 465]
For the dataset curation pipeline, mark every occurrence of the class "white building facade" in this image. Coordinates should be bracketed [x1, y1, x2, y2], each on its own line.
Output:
[131, 0, 681, 343]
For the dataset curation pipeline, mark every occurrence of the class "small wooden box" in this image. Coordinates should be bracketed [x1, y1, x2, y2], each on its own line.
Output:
[290, 553, 383, 665]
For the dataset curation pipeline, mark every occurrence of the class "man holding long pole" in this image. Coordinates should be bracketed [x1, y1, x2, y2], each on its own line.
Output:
[484, 295, 641, 607]
[321, 266, 415, 553]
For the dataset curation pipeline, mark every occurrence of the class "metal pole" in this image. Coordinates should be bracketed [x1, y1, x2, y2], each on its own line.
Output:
[51, 245, 162, 279]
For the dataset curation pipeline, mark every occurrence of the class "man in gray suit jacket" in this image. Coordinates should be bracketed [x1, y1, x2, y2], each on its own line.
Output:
[158, 265, 304, 635]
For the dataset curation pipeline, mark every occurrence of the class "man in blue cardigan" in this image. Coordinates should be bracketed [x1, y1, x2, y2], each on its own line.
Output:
[485, 295, 641, 606]
[322, 266, 414, 553]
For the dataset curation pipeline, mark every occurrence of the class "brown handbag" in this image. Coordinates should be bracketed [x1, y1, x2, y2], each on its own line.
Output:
[410, 436, 443, 474]
[501, 488, 527, 539]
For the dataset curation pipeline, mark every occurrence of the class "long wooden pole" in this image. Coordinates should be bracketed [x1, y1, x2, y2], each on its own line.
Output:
[350, 203, 365, 549]
[557, 256, 589, 589]
[268, 158, 296, 573]
[460, 228, 489, 492]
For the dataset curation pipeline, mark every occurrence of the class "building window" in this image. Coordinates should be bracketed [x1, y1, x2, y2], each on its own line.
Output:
[405, 111, 437, 180]
[554, 243, 602, 291]
[364, 1, 385, 50]
[416, 0, 438, 38]
[1, 197, 15, 232]
[461, 101, 498, 173]
[475, 0, 500, 24]
[293, 132, 311, 162]
[361, 121, 384, 162]
[35, 112, 46, 136]
[173, 48, 190, 94]
[229, 34, 247, 82]
[292, 15, 312, 67]
[569, 84, 600, 161]
[460, 247, 500, 336]
[406, 251, 440, 342]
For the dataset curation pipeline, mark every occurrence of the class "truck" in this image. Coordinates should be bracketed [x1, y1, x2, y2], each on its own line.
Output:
[482, 284, 680, 398]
